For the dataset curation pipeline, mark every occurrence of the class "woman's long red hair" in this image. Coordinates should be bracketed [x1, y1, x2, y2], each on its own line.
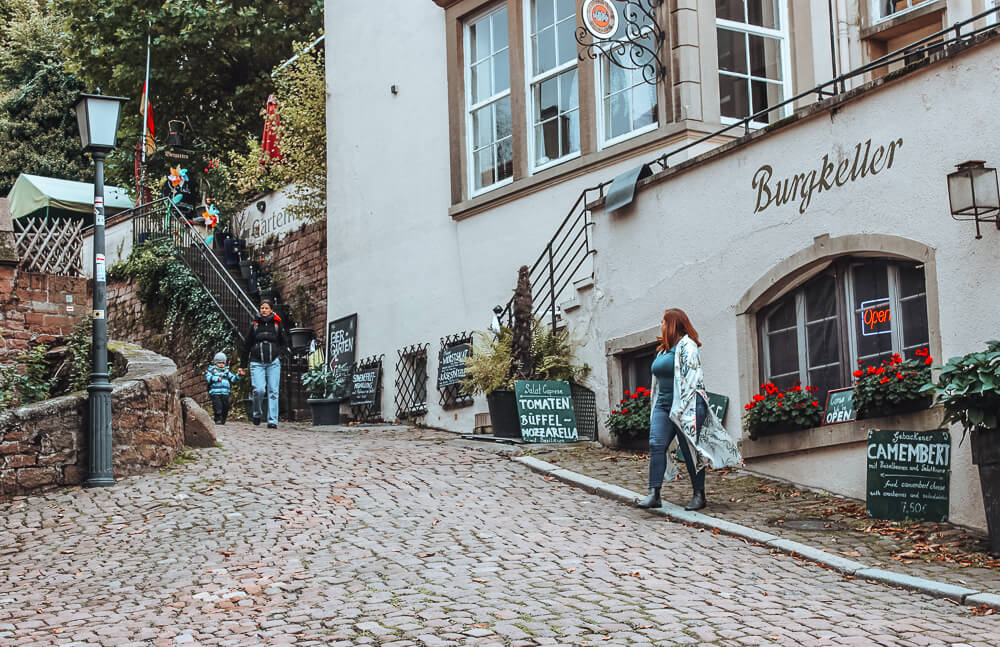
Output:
[657, 308, 701, 352]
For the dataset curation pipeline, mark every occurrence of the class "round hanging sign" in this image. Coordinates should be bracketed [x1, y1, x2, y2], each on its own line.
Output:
[582, 0, 618, 40]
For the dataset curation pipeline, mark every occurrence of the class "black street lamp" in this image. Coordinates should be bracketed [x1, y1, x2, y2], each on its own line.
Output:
[947, 160, 1000, 240]
[74, 91, 128, 488]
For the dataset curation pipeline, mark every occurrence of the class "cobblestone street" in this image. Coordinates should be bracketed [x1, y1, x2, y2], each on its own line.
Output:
[1, 425, 998, 646]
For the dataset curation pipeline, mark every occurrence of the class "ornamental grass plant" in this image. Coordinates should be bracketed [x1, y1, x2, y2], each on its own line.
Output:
[743, 382, 823, 440]
[605, 387, 652, 442]
[852, 349, 933, 418]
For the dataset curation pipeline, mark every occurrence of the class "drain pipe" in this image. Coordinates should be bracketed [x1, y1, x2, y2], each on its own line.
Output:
[835, 0, 852, 91]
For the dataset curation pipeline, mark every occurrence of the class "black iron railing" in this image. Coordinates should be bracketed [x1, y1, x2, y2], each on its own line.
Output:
[510, 6, 1000, 331]
[127, 198, 257, 342]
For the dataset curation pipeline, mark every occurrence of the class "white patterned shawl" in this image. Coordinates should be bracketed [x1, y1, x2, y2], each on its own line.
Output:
[648, 335, 743, 482]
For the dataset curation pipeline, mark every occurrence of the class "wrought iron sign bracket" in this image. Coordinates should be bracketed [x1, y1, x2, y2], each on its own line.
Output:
[576, 0, 667, 86]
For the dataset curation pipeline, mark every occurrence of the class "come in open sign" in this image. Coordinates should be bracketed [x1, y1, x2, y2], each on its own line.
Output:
[860, 298, 892, 336]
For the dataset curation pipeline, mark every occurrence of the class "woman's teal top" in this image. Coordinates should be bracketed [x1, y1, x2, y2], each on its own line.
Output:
[651, 346, 676, 409]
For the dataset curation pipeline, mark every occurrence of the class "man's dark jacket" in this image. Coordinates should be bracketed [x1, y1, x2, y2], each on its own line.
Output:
[241, 312, 290, 365]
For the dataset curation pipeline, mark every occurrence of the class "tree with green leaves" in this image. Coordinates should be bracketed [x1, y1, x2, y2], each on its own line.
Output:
[56, 0, 324, 189]
[0, 0, 90, 195]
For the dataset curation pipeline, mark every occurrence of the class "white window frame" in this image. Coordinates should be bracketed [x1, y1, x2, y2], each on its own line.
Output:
[523, 0, 581, 173]
[594, 20, 659, 149]
[715, 1, 793, 129]
[871, 0, 932, 24]
[760, 260, 930, 394]
[464, 5, 514, 198]
[988, 0, 999, 26]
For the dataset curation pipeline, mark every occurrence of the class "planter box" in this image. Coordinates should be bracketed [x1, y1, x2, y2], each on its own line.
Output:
[487, 390, 520, 438]
[308, 398, 341, 426]
[289, 327, 315, 351]
[614, 431, 649, 452]
[971, 428, 1000, 556]
[858, 396, 933, 420]
[748, 420, 811, 441]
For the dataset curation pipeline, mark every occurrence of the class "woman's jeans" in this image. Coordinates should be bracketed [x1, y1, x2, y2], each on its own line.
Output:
[649, 398, 707, 490]
[250, 359, 281, 425]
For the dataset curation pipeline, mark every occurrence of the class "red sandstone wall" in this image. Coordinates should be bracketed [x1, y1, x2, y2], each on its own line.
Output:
[0, 265, 91, 362]
[260, 220, 328, 339]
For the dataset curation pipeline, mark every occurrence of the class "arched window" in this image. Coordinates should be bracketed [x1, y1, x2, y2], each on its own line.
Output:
[758, 258, 929, 398]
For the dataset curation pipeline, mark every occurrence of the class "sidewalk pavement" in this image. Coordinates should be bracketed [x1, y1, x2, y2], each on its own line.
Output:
[444, 436, 1000, 613]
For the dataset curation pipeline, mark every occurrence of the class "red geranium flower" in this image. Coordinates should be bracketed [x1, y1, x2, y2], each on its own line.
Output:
[622, 409, 629, 413]
[896, 372, 905, 379]
[630, 393, 638, 399]
[811, 401, 819, 406]
[915, 348, 929, 357]
[925, 356, 933, 365]
[853, 370, 864, 378]
[879, 377, 890, 384]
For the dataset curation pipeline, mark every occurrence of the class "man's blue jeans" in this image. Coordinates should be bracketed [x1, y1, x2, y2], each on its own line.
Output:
[648, 399, 706, 490]
[250, 359, 280, 425]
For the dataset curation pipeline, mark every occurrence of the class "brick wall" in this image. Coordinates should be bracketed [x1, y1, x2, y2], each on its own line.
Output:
[259, 221, 327, 339]
[0, 265, 91, 363]
[0, 344, 184, 497]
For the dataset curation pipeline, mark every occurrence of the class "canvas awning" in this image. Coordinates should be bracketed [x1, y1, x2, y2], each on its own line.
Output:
[7, 173, 134, 222]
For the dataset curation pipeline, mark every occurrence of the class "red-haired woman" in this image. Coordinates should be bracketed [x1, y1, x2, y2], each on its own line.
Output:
[636, 309, 742, 510]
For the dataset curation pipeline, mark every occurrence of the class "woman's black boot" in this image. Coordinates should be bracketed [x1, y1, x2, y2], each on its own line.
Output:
[684, 489, 706, 511]
[636, 487, 662, 509]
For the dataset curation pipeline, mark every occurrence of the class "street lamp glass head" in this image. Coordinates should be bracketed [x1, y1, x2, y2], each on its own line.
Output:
[74, 92, 129, 153]
[947, 160, 1000, 218]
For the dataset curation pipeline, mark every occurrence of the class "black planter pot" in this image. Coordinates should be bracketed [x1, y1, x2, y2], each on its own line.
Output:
[308, 398, 341, 426]
[615, 431, 649, 451]
[487, 390, 520, 438]
[971, 428, 1000, 556]
[223, 237, 240, 266]
[239, 260, 257, 280]
[857, 396, 933, 420]
[289, 327, 315, 351]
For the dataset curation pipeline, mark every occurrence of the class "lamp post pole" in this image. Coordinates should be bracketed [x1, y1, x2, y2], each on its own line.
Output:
[85, 150, 114, 488]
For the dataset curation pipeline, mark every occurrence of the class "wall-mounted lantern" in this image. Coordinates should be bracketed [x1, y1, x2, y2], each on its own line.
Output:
[947, 160, 1000, 239]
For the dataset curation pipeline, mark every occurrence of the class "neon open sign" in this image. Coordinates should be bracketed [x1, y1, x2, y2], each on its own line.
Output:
[861, 298, 892, 336]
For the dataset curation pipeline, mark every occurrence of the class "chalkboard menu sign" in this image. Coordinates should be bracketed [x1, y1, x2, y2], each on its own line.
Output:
[437, 342, 471, 388]
[327, 314, 357, 400]
[823, 387, 857, 425]
[706, 392, 729, 422]
[867, 429, 950, 522]
[350, 366, 379, 406]
[514, 380, 579, 443]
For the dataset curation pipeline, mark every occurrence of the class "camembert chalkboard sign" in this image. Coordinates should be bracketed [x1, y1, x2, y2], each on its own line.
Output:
[866, 429, 950, 522]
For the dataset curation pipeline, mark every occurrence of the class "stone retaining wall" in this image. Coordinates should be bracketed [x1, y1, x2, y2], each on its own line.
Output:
[0, 266, 91, 363]
[0, 343, 185, 497]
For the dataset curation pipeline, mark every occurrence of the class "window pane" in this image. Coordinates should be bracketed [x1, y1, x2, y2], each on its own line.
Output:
[535, 27, 556, 73]
[560, 68, 578, 110]
[771, 373, 799, 392]
[717, 29, 748, 74]
[853, 262, 889, 304]
[751, 80, 783, 123]
[719, 74, 749, 119]
[607, 61, 629, 94]
[807, 320, 839, 367]
[497, 137, 513, 182]
[495, 97, 512, 139]
[557, 0, 575, 20]
[808, 365, 842, 401]
[557, 18, 576, 66]
[494, 50, 510, 93]
[768, 296, 796, 330]
[471, 18, 491, 63]
[471, 62, 492, 104]
[475, 147, 495, 189]
[472, 106, 493, 149]
[805, 274, 837, 320]
[716, 0, 745, 22]
[538, 76, 559, 121]
[492, 9, 508, 51]
[749, 35, 782, 80]
[898, 264, 926, 298]
[536, 120, 559, 164]
[857, 328, 893, 364]
[901, 296, 929, 350]
[631, 83, 656, 129]
[608, 91, 629, 139]
[747, 0, 780, 29]
[562, 109, 580, 156]
[535, 0, 554, 30]
[767, 329, 799, 376]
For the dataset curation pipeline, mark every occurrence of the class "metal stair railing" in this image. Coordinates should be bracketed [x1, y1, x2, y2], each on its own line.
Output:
[507, 5, 1000, 331]
[127, 198, 257, 342]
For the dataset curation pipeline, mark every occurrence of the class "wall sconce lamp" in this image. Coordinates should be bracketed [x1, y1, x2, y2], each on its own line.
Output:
[256, 200, 267, 213]
[947, 160, 1000, 239]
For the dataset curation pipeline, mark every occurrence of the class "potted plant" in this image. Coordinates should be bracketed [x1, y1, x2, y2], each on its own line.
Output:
[301, 366, 347, 425]
[853, 349, 933, 418]
[743, 382, 823, 440]
[926, 339, 1000, 555]
[606, 387, 653, 450]
[288, 285, 315, 351]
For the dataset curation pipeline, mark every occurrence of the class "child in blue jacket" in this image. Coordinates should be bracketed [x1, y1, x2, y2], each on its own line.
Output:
[206, 352, 244, 424]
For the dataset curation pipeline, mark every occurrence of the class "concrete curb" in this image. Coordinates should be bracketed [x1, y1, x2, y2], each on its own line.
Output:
[511, 455, 1000, 610]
